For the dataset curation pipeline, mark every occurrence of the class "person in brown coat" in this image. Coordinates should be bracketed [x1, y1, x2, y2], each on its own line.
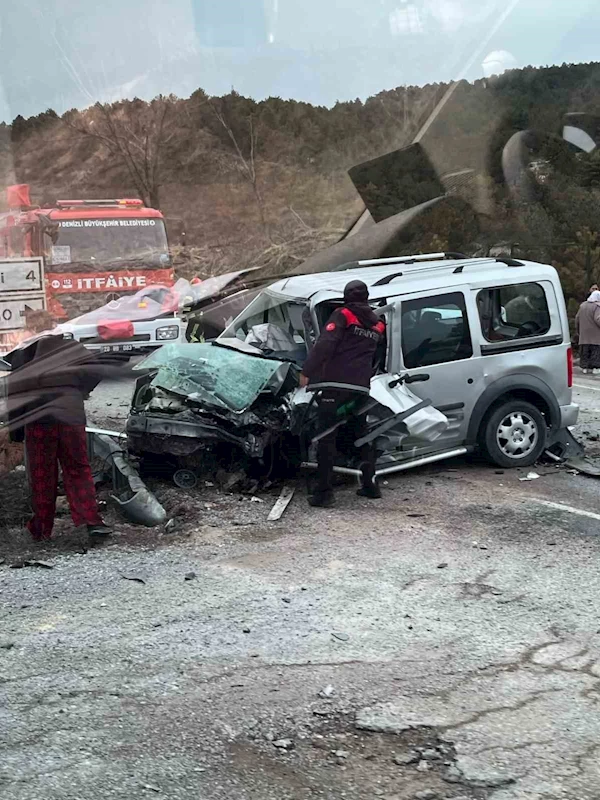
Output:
[5, 325, 130, 541]
[575, 290, 600, 374]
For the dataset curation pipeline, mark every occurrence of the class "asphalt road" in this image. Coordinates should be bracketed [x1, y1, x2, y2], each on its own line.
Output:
[2, 371, 600, 799]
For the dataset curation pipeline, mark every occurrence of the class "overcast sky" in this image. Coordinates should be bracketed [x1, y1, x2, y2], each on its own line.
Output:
[0, 0, 598, 122]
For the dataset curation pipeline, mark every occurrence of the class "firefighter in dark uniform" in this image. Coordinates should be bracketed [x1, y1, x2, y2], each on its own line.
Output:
[300, 280, 386, 507]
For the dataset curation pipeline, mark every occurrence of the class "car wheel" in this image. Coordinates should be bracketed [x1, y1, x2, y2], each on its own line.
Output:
[481, 399, 547, 468]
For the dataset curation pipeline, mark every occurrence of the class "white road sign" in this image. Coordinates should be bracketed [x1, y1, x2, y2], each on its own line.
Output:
[0, 258, 44, 293]
[0, 293, 46, 331]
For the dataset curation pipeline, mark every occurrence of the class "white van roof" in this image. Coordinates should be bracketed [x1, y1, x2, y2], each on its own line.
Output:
[267, 254, 559, 303]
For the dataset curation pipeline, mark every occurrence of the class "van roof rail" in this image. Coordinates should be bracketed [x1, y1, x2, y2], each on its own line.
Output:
[372, 257, 495, 286]
[453, 256, 524, 273]
[356, 251, 466, 268]
[495, 256, 524, 266]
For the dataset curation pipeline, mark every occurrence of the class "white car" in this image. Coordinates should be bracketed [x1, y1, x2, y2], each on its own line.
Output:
[57, 283, 187, 354]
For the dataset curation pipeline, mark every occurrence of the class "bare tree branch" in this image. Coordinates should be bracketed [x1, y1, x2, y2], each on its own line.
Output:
[209, 100, 269, 236]
[63, 97, 174, 208]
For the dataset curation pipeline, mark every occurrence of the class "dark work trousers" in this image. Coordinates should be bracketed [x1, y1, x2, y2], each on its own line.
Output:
[315, 389, 376, 493]
[25, 423, 103, 540]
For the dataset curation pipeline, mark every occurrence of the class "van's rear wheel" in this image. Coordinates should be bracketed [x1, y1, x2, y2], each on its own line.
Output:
[480, 400, 547, 468]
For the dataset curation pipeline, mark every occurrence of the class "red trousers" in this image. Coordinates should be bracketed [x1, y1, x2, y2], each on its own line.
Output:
[25, 423, 102, 539]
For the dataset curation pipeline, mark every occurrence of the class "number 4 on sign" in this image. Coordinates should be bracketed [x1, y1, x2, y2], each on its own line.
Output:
[26, 271, 36, 281]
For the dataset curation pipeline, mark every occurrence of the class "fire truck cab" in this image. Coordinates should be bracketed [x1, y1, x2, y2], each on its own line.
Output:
[0, 184, 173, 320]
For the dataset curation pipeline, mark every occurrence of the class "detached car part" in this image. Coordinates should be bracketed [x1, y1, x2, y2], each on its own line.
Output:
[88, 430, 167, 527]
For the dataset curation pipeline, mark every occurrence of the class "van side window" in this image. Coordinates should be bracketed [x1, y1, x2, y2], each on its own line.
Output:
[477, 283, 550, 342]
[401, 292, 472, 368]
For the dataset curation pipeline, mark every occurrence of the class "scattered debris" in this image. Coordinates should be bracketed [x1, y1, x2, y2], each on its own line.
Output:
[565, 456, 600, 477]
[414, 791, 439, 800]
[142, 785, 161, 793]
[0, 639, 15, 650]
[121, 573, 146, 584]
[250, 496, 264, 503]
[89, 431, 166, 527]
[242, 627, 251, 634]
[184, 572, 197, 581]
[334, 749, 350, 759]
[10, 560, 53, 570]
[393, 751, 420, 766]
[267, 485, 296, 521]
[319, 684, 335, 698]
[272, 738, 294, 750]
[519, 471, 540, 481]
[437, 562, 448, 569]
[331, 631, 350, 642]
[416, 759, 432, 771]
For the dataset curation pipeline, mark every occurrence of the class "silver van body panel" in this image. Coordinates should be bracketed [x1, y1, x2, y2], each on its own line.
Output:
[221, 255, 578, 466]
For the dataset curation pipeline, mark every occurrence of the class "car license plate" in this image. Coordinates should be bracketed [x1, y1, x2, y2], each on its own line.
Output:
[100, 344, 134, 353]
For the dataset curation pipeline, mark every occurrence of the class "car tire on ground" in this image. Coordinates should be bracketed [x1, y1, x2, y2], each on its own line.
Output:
[480, 399, 547, 468]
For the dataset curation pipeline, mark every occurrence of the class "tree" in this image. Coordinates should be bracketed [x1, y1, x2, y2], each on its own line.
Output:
[579, 150, 600, 188]
[64, 95, 176, 209]
[556, 227, 600, 301]
[208, 96, 269, 235]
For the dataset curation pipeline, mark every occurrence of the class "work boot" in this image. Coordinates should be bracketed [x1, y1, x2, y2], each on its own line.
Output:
[357, 481, 382, 499]
[308, 490, 335, 508]
[87, 523, 113, 538]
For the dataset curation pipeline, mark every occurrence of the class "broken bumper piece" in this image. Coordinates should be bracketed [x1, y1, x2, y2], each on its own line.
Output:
[127, 414, 269, 458]
[88, 429, 167, 527]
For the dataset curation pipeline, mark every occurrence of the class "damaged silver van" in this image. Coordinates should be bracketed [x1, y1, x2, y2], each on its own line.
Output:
[126, 252, 579, 483]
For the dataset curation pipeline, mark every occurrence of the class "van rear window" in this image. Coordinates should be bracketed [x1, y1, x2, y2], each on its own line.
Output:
[477, 283, 551, 342]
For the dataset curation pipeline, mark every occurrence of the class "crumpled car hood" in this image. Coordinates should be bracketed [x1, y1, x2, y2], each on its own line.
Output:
[133, 340, 293, 413]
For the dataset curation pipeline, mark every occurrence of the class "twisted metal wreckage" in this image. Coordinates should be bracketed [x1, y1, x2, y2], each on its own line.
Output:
[124, 338, 451, 493]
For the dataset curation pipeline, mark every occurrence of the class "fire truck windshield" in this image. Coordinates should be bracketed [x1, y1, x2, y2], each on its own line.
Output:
[47, 217, 170, 268]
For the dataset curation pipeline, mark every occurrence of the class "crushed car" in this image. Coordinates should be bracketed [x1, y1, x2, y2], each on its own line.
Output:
[126, 251, 581, 485]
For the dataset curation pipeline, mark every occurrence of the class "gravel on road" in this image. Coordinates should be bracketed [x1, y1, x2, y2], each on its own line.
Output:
[2, 371, 600, 799]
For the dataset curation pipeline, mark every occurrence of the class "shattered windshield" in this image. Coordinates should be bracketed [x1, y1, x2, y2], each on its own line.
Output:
[134, 342, 287, 412]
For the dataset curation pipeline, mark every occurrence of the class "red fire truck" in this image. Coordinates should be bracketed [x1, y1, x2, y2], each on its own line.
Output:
[0, 184, 174, 322]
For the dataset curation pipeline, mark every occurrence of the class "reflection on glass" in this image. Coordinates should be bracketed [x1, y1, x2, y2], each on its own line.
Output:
[134, 342, 286, 412]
